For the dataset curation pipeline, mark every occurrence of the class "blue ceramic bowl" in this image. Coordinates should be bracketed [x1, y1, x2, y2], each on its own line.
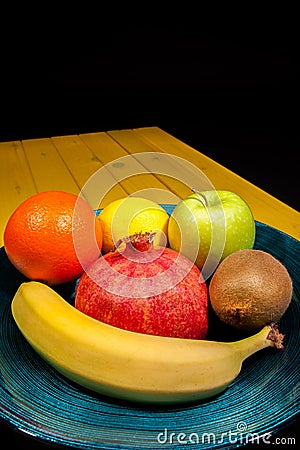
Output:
[0, 205, 299, 449]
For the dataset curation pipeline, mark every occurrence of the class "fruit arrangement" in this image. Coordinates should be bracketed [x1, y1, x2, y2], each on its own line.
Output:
[4, 190, 294, 404]
[11, 282, 284, 404]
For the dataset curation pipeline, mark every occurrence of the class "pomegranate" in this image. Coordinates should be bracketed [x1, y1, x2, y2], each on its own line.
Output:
[75, 232, 208, 339]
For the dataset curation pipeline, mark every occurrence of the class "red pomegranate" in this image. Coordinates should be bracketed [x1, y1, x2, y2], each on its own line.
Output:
[75, 233, 208, 339]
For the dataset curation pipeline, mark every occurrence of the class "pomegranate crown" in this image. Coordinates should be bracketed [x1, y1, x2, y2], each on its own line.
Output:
[114, 232, 157, 253]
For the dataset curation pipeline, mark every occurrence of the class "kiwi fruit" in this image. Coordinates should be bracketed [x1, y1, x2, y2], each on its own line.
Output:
[209, 249, 293, 330]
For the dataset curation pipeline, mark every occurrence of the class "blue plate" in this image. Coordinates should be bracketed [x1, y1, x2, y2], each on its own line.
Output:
[0, 205, 299, 449]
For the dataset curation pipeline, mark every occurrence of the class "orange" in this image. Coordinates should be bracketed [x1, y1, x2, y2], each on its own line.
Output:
[99, 197, 169, 253]
[4, 190, 103, 285]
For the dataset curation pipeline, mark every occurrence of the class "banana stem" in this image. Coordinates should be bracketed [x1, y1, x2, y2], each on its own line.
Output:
[230, 323, 284, 361]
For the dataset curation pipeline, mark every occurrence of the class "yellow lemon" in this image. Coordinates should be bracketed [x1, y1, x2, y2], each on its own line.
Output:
[99, 197, 169, 253]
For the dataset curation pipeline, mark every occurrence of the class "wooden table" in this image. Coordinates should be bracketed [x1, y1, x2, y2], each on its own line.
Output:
[0, 126, 299, 247]
[1, 126, 299, 448]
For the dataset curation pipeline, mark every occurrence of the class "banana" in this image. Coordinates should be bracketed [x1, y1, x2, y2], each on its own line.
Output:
[11, 281, 284, 404]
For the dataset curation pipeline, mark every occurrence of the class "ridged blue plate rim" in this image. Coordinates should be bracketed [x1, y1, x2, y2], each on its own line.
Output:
[0, 204, 299, 449]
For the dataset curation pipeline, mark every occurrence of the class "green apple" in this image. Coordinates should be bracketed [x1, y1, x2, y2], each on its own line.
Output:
[168, 190, 256, 280]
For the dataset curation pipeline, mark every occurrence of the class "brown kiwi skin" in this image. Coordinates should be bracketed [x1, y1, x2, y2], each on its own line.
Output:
[209, 249, 293, 331]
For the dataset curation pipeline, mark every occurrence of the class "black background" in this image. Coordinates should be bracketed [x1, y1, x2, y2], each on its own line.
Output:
[1, 15, 299, 211]
[1, 9, 299, 449]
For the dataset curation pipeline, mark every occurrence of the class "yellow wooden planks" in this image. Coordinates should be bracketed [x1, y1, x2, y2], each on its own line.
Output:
[80, 132, 176, 204]
[107, 129, 194, 200]
[133, 127, 300, 240]
[21, 138, 80, 194]
[50, 135, 127, 208]
[0, 141, 37, 245]
[1, 127, 299, 247]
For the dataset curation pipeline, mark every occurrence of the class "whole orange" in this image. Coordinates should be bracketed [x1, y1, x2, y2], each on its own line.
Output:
[4, 190, 103, 285]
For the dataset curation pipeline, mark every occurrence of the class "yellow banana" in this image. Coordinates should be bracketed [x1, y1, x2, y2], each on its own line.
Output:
[11, 281, 283, 404]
